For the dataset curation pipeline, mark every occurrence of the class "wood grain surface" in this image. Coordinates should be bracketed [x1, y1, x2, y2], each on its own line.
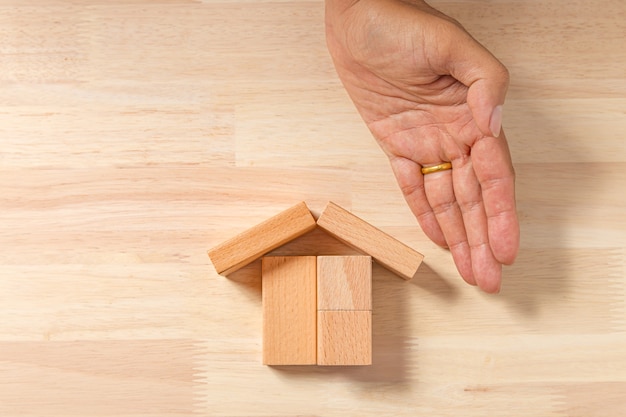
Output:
[1, 0, 625, 416]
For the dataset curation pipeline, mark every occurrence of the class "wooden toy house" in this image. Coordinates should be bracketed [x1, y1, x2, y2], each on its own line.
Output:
[208, 202, 424, 366]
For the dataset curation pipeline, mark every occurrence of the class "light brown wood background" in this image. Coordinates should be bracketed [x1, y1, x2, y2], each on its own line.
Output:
[1, 0, 625, 415]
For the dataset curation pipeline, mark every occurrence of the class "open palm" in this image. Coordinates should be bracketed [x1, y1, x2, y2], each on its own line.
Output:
[326, 0, 519, 292]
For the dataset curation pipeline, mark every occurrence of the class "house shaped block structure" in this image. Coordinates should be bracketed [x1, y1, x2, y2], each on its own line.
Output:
[208, 202, 424, 366]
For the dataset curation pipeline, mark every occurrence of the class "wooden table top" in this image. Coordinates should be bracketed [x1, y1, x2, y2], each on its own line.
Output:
[1, 0, 625, 415]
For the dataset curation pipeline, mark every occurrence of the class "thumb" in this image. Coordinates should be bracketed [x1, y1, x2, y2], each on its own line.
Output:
[445, 29, 510, 137]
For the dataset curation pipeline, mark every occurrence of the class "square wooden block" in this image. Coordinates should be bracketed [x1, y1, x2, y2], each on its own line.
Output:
[317, 255, 372, 311]
[317, 310, 372, 366]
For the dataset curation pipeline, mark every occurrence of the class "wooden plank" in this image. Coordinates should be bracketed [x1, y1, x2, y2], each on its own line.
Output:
[317, 310, 372, 366]
[262, 256, 317, 365]
[317, 202, 424, 280]
[208, 202, 316, 275]
[317, 256, 371, 311]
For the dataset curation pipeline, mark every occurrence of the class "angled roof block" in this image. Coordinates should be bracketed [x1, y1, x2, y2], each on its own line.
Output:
[316, 202, 424, 280]
[208, 201, 316, 275]
[208, 200, 423, 280]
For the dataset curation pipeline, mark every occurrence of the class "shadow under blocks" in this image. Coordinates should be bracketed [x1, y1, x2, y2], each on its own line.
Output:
[500, 97, 599, 316]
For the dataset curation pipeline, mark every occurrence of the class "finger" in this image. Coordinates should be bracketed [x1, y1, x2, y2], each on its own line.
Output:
[441, 23, 510, 138]
[452, 157, 502, 293]
[471, 130, 520, 265]
[422, 165, 475, 286]
[389, 156, 446, 247]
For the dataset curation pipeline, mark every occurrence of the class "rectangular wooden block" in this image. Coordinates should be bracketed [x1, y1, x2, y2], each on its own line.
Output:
[317, 310, 372, 366]
[208, 202, 316, 275]
[262, 256, 317, 365]
[317, 202, 424, 280]
[317, 256, 371, 311]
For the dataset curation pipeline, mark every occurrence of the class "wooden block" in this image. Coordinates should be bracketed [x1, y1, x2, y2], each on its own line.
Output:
[317, 310, 371, 366]
[317, 256, 371, 311]
[317, 202, 424, 280]
[208, 202, 316, 275]
[262, 256, 317, 365]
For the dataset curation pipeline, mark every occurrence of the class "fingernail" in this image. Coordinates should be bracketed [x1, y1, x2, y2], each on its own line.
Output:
[489, 105, 503, 137]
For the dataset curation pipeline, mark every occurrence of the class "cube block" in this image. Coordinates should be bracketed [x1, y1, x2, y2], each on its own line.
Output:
[317, 310, 372, 366]
[317, 255, 372, 311]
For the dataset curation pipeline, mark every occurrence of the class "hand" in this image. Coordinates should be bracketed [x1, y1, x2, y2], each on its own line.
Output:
[326, 0, 519, 293]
